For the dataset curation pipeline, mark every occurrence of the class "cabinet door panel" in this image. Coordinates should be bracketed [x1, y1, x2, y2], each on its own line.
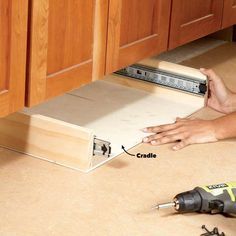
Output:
[28, 0, 108, 106]
[169, 0, 223, 49]
[222, 0, 236, 28]
[106, 0, 171, 73]
[0, 1, 28, 117]
[47, 1, 94, 75]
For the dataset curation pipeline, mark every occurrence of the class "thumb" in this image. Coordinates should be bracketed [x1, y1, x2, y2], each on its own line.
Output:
[200, 68, 219, 81]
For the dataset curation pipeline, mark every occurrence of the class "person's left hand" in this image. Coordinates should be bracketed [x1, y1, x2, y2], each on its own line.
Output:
[142, 117, 218, 150]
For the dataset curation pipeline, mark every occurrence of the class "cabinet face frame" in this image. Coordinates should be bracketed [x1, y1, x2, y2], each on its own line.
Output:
[169, 0, 224, 49]
[27, 0, 109, 107]
[105, 0, 171, 74]
[222, 0, 236, 28]
[0, 0, 28, 117]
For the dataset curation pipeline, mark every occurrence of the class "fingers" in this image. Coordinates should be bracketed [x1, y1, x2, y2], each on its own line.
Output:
[172, 140, 190, 150]
[149, 133, 187, 146]
[143, 128, 188, 145]
[142, 122, 180, 133]
[142, 117, 195, 134]
[176, 117, 195, 122]
[142, 117, 215, 151]
[143, 128, 183, 143]
[142, 118, 195, 150]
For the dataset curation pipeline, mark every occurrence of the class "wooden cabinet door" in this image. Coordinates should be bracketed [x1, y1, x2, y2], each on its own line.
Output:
[222, 0, 236, 28]
[27, 0, 108, 106]
[0, 1, 28, 117]
[169, 0, 224, 49]
[106, 0, 171, 74]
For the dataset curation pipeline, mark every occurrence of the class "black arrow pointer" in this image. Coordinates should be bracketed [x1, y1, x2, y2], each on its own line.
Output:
[121, 145, 135, 156]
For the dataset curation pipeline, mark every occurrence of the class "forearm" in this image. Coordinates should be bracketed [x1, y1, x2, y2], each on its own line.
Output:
[214, 112, 236, 139]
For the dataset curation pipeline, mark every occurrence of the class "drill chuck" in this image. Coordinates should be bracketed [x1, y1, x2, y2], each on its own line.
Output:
[174, 190, 202, 213]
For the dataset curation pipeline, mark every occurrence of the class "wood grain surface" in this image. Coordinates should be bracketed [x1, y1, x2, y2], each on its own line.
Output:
[27, 0, 48, 106]
[0, 112, 94, 171]
[169, 0, 223, 49]
[222, 0, 236, 28]
[27, 0, 108, 106]
[106, 0, 171, 73]
[0, 0, 28, 117]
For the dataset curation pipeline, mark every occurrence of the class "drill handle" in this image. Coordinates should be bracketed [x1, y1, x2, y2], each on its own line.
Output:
[223, 201, 236, 215]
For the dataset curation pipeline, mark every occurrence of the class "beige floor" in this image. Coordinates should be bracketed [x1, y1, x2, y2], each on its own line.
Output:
[157, 37, 226, 63]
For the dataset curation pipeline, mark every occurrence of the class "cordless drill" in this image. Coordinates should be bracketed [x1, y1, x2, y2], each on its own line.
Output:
[153, 182, 236, 215]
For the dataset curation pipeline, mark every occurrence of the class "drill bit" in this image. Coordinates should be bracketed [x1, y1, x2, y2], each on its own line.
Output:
[151, 202, 176, 210]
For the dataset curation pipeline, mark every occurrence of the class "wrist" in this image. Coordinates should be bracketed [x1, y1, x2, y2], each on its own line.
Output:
[214, 112, 236, 140]
[219, 92, 236, 114]
[212, 117, 228, 140]
[229, 93, 236, 113]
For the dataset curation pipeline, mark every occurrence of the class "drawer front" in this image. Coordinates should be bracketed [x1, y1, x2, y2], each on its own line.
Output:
[222, 0, 236, 28]
[169, 0, 224, 49]
[106, 0, 171, 73]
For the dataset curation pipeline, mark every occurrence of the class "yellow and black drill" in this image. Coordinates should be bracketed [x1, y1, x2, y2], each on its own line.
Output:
[153, 182, 236, 214]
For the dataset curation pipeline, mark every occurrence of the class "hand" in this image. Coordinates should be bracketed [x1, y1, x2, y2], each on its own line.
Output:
[200, 68, 235, 114]
[142, 117, 218, 150]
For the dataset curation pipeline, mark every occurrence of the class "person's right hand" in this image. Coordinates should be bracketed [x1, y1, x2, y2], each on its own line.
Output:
[200, 68, 235, 114]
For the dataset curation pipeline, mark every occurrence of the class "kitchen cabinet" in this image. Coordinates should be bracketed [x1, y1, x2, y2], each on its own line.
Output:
[169, 0, 224, 49]
[27, 0, 108, 106]
[0, 1, 28, 117]
[106, 0, 171, 74]
[222, 0, 236, 28]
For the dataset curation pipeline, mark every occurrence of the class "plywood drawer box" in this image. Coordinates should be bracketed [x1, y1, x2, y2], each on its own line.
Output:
[0, 61, 207, 172]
